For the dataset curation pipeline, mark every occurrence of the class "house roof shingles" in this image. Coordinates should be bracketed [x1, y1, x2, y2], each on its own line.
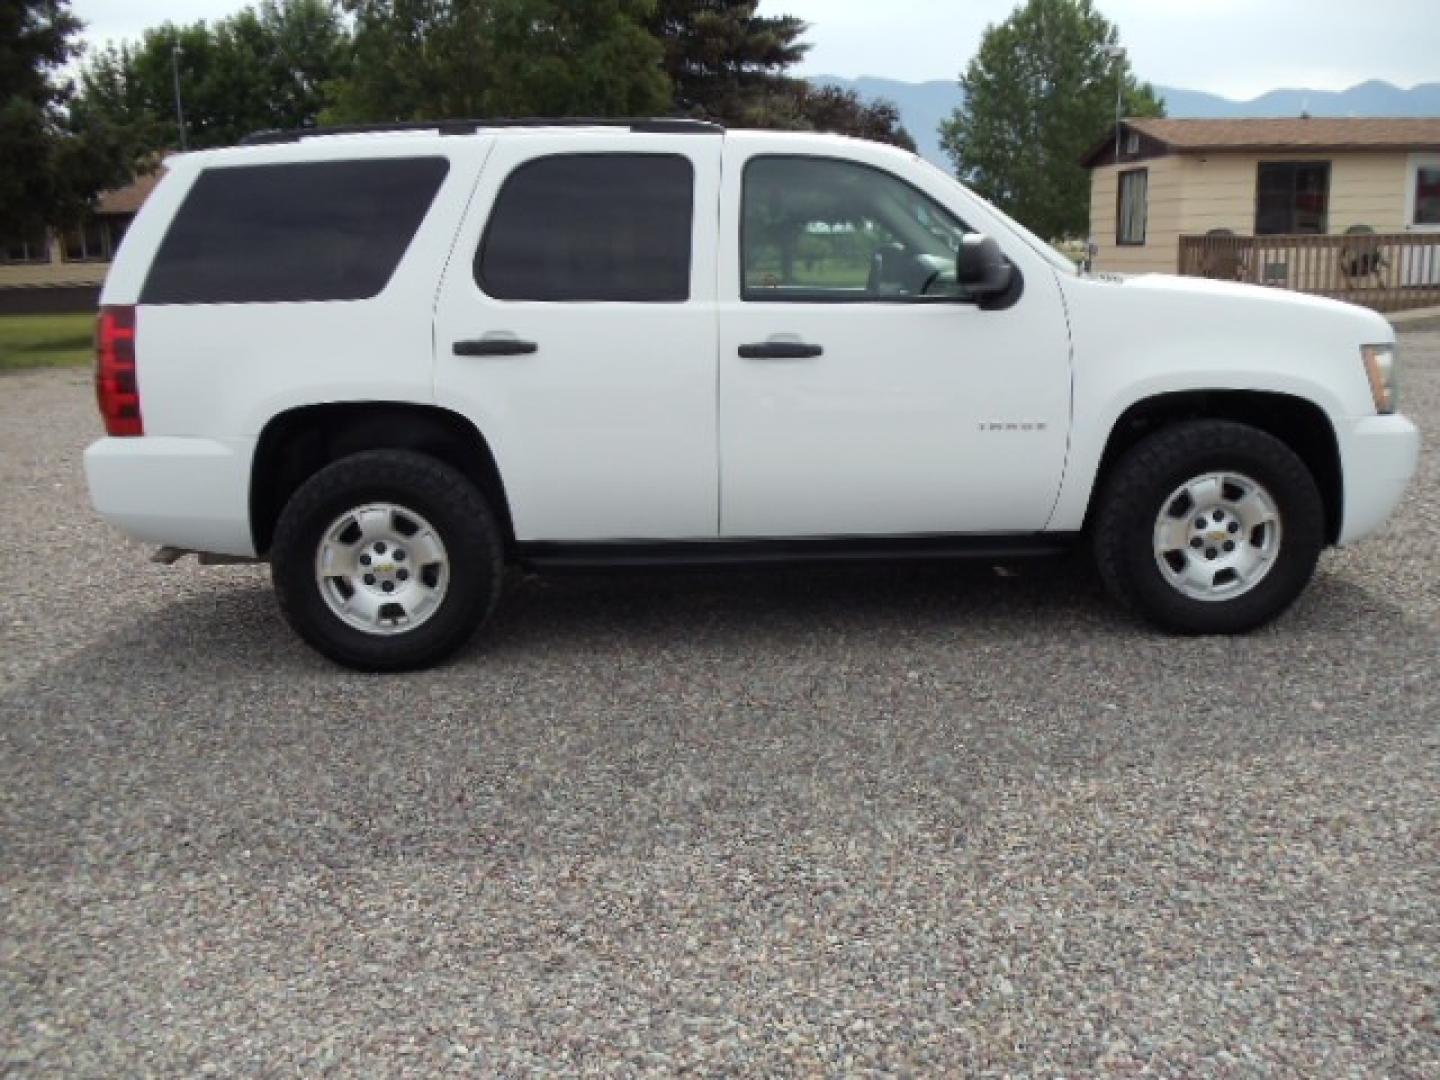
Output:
[96, 170, 163, 215]
[1121, 116, 1440, 154]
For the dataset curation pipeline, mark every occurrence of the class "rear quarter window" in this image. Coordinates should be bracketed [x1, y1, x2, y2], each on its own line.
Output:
[140, 157, 450, 305]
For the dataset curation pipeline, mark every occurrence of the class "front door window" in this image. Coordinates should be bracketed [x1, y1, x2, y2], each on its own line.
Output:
[741, 156, 970, 302]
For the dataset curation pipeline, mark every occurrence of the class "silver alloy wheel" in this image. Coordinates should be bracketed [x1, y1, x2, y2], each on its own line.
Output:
[1152, 472, 1283, 602]
[315, 503, 450, 635]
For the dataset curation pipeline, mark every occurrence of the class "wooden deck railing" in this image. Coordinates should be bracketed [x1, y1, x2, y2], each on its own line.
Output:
[1177, 232, 1440, 313]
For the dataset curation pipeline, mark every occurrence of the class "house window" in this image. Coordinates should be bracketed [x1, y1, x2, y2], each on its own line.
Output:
[1125, 131, 1140, 155]
[61, 214, 132, 263]
[1410, 157, 1440, 228]
[1116, 168, 1147, 245]
[62, 218, 107, 262]
[0, 230, 50, 265]
[1255, 162, 1330, 235]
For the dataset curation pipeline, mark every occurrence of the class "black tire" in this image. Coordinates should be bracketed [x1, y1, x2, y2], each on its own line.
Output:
[1093, 420, 1325, 635]
[271, 450, 504, 671]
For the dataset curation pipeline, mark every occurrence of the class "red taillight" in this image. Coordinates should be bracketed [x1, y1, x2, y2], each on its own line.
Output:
[96, 305, 142, 436]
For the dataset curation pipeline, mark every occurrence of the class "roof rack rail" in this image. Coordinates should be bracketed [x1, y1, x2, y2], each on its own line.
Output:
[239, 117, 723, 146]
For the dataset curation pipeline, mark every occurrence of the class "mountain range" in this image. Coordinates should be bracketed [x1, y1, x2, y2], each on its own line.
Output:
[810, 76, 1440, 166]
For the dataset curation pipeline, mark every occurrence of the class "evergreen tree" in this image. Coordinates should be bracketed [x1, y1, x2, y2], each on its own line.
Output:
[786, 83, 915, 152]
[647, 0, 807, 123]
[648, 2, 912, 148]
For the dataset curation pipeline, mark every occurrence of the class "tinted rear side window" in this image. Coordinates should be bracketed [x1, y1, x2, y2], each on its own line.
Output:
[477, 154, 693, 302]
[141, 157, 450, 305]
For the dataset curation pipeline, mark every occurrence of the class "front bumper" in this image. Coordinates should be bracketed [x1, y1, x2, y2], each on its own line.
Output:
[84, 436, 258, 558]
[1337, 414, 1421, 545]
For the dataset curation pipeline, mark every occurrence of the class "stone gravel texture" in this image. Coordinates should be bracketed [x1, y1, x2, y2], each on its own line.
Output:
[2, 330, 1438, 1075]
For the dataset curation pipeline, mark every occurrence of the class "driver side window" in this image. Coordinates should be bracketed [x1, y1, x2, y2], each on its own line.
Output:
[741, 156, 971, 302]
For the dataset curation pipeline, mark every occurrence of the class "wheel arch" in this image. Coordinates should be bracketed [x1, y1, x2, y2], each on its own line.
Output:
[249, 401, 515, 557]
[1085, 390, 1343, 544]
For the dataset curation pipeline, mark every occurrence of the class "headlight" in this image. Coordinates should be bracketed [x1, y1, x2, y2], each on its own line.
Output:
[1362, 343, 1396, 414]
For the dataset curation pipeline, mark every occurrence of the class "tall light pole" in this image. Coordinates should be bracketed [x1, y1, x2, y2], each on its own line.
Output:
[171, 43, 188, 151]
[1106, 45, 1126, 161]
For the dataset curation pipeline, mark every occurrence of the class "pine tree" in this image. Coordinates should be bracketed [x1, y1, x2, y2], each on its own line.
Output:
[648, 2, 912, 148]
[648, 0, 808, 124]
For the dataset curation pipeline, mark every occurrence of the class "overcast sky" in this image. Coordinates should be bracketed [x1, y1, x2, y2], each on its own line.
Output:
[73, 0, 1438, 100]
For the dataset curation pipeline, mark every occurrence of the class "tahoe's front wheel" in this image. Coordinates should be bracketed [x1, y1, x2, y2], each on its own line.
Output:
[271, 450, 504, 671]
[1093, 420, 1325, 634]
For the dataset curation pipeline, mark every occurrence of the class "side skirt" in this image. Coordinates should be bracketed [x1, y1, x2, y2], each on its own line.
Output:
[516, 533, 1081, 572]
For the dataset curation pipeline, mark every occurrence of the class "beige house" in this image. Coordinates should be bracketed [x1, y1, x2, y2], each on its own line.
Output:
[1084, 118, 1440, 290]
[0, 170, 163, 312]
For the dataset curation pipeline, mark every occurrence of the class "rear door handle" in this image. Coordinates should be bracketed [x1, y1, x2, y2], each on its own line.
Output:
[453, 338, 538, 357]
[738, 341, 823, 359]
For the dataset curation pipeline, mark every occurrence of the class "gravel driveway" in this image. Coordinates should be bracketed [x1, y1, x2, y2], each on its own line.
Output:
[2, 331, 1437, 1075]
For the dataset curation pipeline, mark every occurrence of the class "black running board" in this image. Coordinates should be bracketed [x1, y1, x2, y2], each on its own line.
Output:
[516, 533, 1080, 572]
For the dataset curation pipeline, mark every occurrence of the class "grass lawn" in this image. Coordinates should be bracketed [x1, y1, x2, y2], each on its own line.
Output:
[0, 313, 94, 372]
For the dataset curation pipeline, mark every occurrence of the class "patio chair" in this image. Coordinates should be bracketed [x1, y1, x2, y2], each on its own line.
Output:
[1201, 228, 1249, 282]
[1340, 224, 1388, 284]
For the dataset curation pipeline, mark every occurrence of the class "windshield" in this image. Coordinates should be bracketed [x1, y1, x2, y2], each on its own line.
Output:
[917, 157, 1079, 276]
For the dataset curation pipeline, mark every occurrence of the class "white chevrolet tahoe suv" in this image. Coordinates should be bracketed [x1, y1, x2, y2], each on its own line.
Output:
[85, 119, 1420, 671]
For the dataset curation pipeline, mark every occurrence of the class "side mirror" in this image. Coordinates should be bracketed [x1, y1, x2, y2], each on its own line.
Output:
[955, 233, 1014, 297]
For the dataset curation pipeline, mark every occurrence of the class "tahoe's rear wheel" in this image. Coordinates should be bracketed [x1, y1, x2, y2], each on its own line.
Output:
[271, 450, 503, 671]
[1093, 420, 1325, 634]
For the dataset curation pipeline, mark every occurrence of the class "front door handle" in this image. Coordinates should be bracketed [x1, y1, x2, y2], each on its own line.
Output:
[738, 341, 823, 359]
[454, 337, 538, 357]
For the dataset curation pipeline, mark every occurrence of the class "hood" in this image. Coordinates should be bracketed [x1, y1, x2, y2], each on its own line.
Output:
[1075, 270, 1395, 338]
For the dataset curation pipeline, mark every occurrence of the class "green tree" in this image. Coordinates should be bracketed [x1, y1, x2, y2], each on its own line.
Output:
[328, 0, 671, 122]
[0, 0, 131, 239]
[647, 2, 911, 147]
[783, 83, 915, 151]
[74, 0, 353, 153]
[647, 0, 806, 123]
[939, 0, 1162, 240]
